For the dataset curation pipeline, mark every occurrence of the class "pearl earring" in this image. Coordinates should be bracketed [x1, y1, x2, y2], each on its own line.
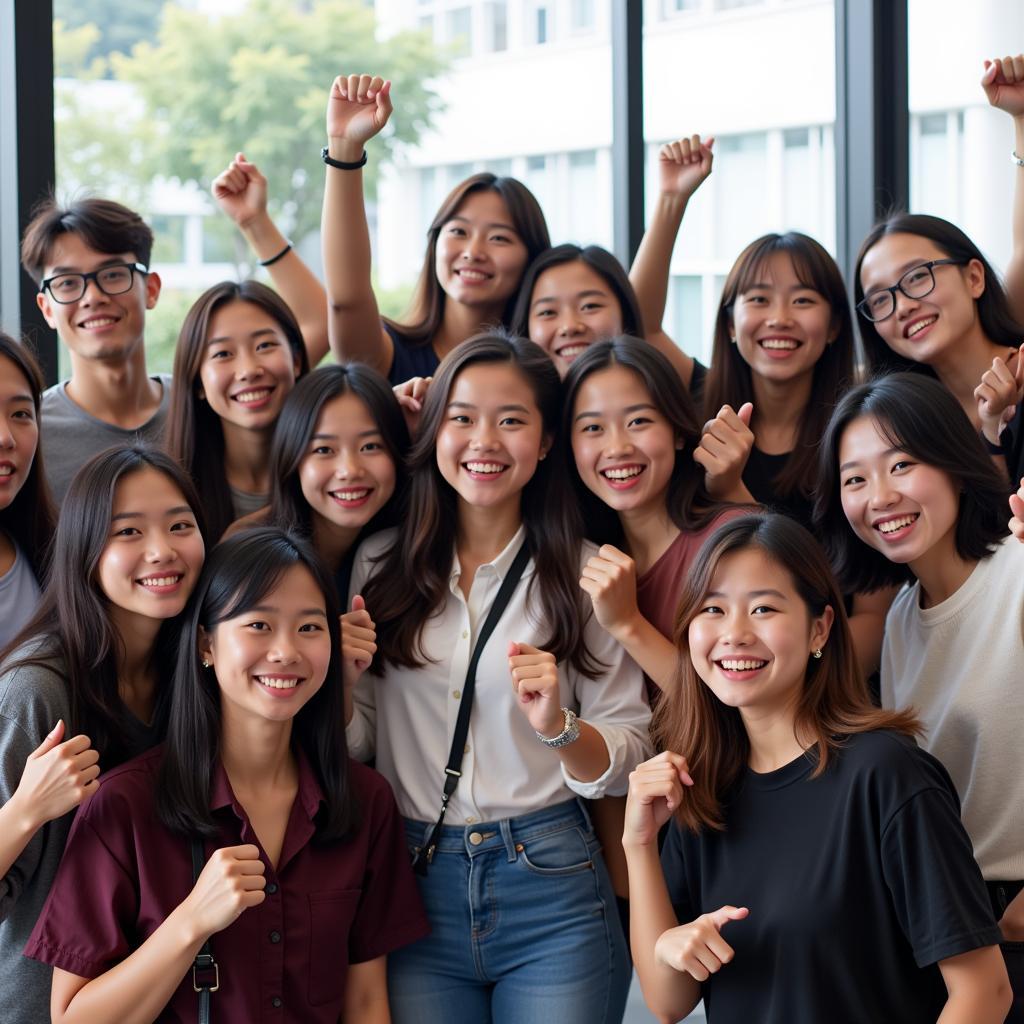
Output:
[202, 659, 211, 668]
[812, 649, 823, 660]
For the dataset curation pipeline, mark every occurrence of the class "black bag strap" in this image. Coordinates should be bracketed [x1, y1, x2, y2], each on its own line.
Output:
[190, 838, 219, 1024]
[411, 541, 531, 875]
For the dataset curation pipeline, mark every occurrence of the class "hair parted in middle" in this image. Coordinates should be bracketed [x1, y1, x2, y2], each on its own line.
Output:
[360, 329, 602, 677]
[653, 512, 920, 834]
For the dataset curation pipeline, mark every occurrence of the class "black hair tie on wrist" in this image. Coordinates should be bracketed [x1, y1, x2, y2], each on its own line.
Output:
[322, 147, 368, 170]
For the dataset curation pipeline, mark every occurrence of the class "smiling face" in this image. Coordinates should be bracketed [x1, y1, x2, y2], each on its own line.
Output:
[96, 466, 205, 625]
[0, 355, 39, 511]
[688, 547, 833, 719]
[528, 260, 625, 377]
[199, 563, 330, 725]
[434, 190, 530, 310]
[858, 233, 985, 369]
[837, 414, 961, 568]
[36, 233, 160, 363]
[197, 300, 301, 432]
[571, 365, 679, 518]
[435, 361, 548, 515]
[298, 392, 397, 531]
[730, 251, 838, 385]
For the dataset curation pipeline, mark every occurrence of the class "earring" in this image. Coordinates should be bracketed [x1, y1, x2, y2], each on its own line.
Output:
[202, 659, 211, 668]
[729, 336, 737, 344]
[812, 649, 823, 660]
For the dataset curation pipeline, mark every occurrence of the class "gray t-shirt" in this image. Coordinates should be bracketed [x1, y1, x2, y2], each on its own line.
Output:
[229, 485, 270, 522]
[40, 374, 173, 505]
[0, 644, 72, 1024]
[0, 545, 41, 651]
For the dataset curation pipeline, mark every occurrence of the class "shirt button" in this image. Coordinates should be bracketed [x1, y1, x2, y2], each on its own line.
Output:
[468, 832, 483, 845]
[271, 997, 283, 1009]
[452, 689, 461, 699]
[266, 883, 279, 895]
[269, 930, 281, 944]
[465, 816, 476, 824]
[462, 630, 469, 639]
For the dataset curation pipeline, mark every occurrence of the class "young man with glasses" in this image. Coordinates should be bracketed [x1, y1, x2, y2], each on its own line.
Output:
[20, 198, 170, 503]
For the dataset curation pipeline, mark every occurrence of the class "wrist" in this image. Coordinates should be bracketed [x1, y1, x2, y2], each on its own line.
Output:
[326, 138, 367, 164]
[168, 900, 209, 952]
[656, 191, 690, 219]
[238, 210, 276, 244]
[610, 609, 646, 649]
[6, 790, 43, 835]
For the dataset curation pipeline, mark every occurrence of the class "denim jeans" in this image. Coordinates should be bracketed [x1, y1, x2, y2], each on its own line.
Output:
[388, 799, 631, 1024]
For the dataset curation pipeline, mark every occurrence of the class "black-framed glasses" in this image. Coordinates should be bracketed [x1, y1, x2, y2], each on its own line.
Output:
[856, 259, 964, 323]
[40, 262, 149, 304]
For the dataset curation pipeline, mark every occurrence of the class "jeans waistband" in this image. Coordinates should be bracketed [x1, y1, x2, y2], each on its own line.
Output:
[404, 799, 592, 861]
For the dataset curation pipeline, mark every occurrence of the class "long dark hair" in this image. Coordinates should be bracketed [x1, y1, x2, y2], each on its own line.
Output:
[704, 232, 856, 497]
[166, 280, 310, 540]
[0, 332, 56, 578]
[268, 364, 410, 544]
[855, 212, 1024, 376]
[814, 373, 1008, 593]
[157, 528, 358, 841]
[508, 244, 645, 341]
[362, 331, 601, 676]
[654, 513, 920, 833]
[0, 446, 208, 767]
[559, 337, 731, 547]
[386, 173, 551, 346]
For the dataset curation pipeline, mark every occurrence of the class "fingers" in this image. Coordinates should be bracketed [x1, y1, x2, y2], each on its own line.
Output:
[736, 401, 753, 426]
[633, 749, 694, 787]
[708, 905, 750, 929]
[31, 719, 66, 758]
[350, 594, 365, 613]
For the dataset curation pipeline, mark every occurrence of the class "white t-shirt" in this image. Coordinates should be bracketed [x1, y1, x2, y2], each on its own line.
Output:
[881, 536, 1024, 880]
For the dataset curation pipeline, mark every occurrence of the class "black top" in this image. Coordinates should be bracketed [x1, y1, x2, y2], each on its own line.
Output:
[661, 731, 1001, 1024]
[741, 446, 815, 530]
[998, 400, 1024, 487]
[384, 321, 440, 386]
[688, 358, 707, 407]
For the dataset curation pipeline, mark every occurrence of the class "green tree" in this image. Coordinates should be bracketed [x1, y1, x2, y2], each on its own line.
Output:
[110, 0, 447, 243]
[53, 0, 163, 69]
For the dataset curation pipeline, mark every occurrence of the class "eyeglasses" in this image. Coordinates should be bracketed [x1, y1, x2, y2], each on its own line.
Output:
[856, 259, 963, 323]
[40, 262, 148, 304]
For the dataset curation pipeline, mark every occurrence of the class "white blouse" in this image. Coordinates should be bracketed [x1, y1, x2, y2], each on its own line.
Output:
[347, 526, 653, 825]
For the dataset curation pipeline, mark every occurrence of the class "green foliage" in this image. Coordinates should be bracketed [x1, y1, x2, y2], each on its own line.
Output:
[53, 0, 163, 68]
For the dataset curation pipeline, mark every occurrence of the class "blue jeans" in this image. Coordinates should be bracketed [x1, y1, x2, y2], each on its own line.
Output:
[388, 800, 631, 1024]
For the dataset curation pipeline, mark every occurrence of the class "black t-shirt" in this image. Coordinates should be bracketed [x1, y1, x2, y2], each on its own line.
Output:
[383, 321, 440, 386]
[741, 446, 815, 530]
[661, 731, 1001, 1024]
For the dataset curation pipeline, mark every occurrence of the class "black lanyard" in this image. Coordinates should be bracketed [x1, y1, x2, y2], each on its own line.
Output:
[411, 542, 531, 876]
[190, 838, 219, 1023]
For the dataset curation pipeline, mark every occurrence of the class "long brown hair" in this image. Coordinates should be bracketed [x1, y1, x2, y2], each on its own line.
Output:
[385, 173, 551, 346]
[704, 233, 856, 498]
[654, 513, 919, 833]
[361, 331, 601, 677]
[166, 280, 310, 540]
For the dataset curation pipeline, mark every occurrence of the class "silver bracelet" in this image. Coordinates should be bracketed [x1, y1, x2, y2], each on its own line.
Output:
[536, 707, 581, 748]
[1013, 150, 1024, 167]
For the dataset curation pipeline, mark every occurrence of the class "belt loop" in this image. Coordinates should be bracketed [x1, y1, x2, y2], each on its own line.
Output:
[500, 818, 517, 862]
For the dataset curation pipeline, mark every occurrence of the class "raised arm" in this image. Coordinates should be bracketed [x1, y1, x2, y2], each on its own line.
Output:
[629, 135, 714, 389]
[322, 73, 396, 375]
[212, 153, 330, 366]
[982, 55, 1024, 323]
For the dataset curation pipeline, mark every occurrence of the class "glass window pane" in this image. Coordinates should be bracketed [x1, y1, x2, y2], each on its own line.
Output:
[446, 7, 472, 57]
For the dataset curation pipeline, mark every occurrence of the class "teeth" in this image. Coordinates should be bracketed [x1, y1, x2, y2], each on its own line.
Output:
[760, 338, 798, 350]
[602, 466, 644, 480]
[138, 575, 182, 588]
[457, 269, 488, 281]
[557, 344, 589, 359]
[257, 676, 299, 689]
[465, 462, 506, 474]
[877, 514, 917, 534]
[234, 389, 272, 403]
[719, 659, 767, 671]
[906, 317, 937, 338]
[331, 489, 370, 501]
[81, 317, 117, 328]
[0, 466, 12, 477]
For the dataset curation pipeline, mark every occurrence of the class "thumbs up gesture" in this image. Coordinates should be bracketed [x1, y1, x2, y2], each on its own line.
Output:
[694, 402, 755, 500]
[655, 905, 750, 982]
[508, 642, 562, 736]
[341, 594, 377, 689]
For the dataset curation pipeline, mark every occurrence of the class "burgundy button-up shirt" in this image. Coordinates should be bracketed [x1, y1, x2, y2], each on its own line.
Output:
[26, 746, 428, 1022]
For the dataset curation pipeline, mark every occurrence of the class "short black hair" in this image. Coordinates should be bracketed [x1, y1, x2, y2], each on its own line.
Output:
[814, 373, 1009, 592]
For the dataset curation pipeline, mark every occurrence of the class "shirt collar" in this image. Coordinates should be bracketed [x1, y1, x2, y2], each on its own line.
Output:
[209, 745, 325, 822]
[449, 524, 529, 590]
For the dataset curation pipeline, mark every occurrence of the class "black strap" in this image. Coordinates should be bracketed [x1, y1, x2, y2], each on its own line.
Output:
[412, 542, 531, 875]
[190, 838, 219, 1024]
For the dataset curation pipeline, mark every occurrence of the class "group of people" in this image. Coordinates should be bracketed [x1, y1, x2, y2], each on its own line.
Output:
[0, 53, 1023, 1024]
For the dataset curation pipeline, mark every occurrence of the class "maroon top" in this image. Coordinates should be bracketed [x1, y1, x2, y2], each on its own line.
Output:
[26, 746, 429, 1022]
[636, 509, 747, 697]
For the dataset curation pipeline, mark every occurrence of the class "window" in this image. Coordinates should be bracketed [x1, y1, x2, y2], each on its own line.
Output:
[662, 0, 701, 14]
[534, 4, 550, 45]
[484, 1, 507, 52]
[665, 274, 705, 361]
[446, 7, 472, 57]
[149, 214, 186, 266]
[571, 0, 596, 32]
[201, 216, 237, 265]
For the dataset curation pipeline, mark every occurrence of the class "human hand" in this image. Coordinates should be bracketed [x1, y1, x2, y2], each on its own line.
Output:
[211, 153, 268, 230]
[982, 55, 1024, 120]
[1009, 477, 1024, 542]
[655, 905, 750, 982]
[392, 376, 432, 437]
[623, 751, 693, 848]
[326, 74, 393, 147]
[508, 642, 563, 737]
[659, 135, 714, 200]
[974, 344, 1024, 445]
[341, 595, 377, 689]
[578, 544, 640, 636]
[10, 721, 100, 830]
[693, 403, 754, 499]
[182, 845, 266, 940]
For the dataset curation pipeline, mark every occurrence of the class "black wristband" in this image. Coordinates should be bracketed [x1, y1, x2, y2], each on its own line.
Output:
[258, 241, 293, 267]
[322, 146, 368, 170]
